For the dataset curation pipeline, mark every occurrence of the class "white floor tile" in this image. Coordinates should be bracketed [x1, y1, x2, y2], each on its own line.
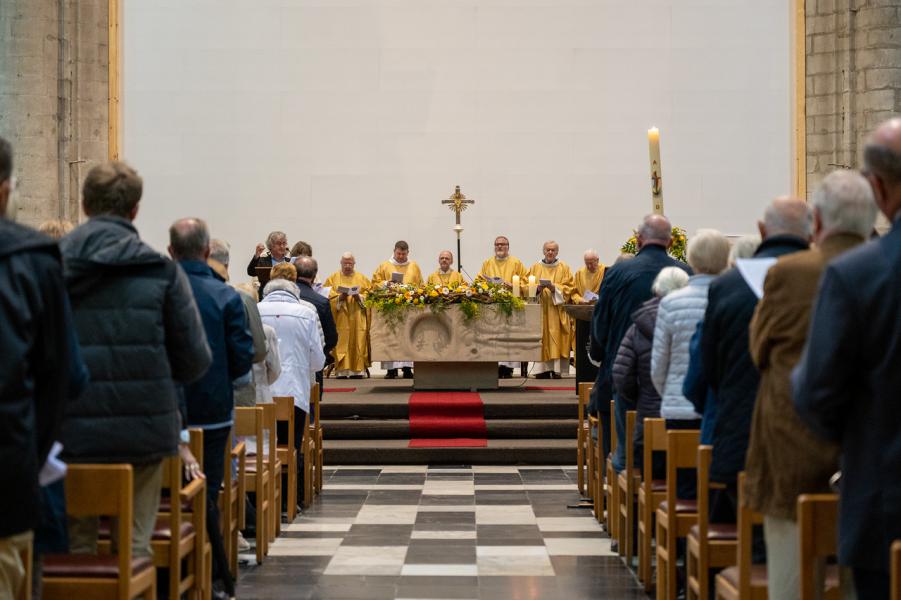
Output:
[324, 545, 408, 575]
[535, 517, 603, 532]
[416, 505, 476, 513]
[283, 522, 353, 532]
[267, 537, 344, 556]
[410, 530, 478, 540]
[400, 564, 478, 576]
[475, 505, 536, 525]
[475, 546, 554, 576]
[355, 505, 419, 525]
[544, 537, 615, 556]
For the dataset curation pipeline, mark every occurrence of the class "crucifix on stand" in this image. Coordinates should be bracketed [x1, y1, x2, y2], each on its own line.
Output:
[441, 185, 475, 274]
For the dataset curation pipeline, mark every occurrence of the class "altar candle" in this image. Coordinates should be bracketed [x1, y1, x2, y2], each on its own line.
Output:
[528, 275, 537, 298]
[648, 127, 663, 214]
[511, 275, 521, 297]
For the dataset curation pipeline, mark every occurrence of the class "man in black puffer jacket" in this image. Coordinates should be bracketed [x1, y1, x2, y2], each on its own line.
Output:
[60, 161, 212, 558]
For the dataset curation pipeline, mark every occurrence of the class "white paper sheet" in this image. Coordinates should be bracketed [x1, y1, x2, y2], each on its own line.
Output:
[736, 257, 778, 299]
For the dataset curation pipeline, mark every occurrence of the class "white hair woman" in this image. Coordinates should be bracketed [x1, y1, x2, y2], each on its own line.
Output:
[651, 229, 730, 497]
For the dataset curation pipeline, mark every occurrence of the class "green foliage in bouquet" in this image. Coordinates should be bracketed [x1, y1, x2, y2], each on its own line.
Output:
[620, 226, 688, 263]
[365, 280, 526, 327]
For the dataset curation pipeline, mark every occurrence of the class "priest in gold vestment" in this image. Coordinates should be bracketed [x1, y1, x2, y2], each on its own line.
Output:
[324, 253, 371, 378]
[480, 236, 528, 378]
[571, 249, 605, 304]
[371, 240, 422, 378]
[427, 250, 464, 287]
[529, 241, 574, 378]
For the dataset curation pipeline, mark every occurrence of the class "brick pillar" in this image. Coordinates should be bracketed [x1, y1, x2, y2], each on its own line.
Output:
[805, 0, 901, 204]
[0, 0, 109, 227]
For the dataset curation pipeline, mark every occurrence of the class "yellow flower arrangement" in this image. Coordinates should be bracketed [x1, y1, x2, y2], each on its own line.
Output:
[620, 225, 688, 263]
[366, 280, 526, 325]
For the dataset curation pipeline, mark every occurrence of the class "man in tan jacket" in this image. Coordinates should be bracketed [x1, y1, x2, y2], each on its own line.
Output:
[744, 169, 878, 600]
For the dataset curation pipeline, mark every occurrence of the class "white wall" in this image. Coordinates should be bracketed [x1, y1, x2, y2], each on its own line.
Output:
[123, 0, 791, 281]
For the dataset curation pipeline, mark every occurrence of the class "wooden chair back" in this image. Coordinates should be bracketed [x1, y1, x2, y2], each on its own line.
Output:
[736, 472, 765, 597]
[274, 395, 298, 521]
[587, 413, 599, 519]
[616, 410, 637, 560]
[577, 382, 592, 496]
[605, 400, 618, 541]
[696, 445, 713, 544]
[310, 382, 323, 493]
[643, 418, 667, 489]
[665, 429, 701, 508]
[43, 464, 156, 600]
[259, 402, 282, 539]
[234, 406, 267, 563]
[891, 540, 901, 600]
[798, 494, 839, 600]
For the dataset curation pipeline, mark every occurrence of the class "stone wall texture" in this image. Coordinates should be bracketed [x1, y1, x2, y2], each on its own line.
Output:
[0, 0, 108, 227]
[806, 0, 901, 196]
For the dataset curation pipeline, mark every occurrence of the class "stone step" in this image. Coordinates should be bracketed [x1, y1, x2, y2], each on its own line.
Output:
[324, 438, 576, 466]
[321, 400, 577, 420]
[322, 418, 578, 440]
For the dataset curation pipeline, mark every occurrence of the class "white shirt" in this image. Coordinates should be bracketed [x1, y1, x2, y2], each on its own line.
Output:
[258, 289, 326, 413]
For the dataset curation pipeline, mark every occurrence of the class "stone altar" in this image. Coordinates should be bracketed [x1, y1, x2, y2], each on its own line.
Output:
[370, 304, 542, 390]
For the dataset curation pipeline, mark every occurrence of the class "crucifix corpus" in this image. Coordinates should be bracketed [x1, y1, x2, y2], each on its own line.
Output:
[441, 185, 475, 273]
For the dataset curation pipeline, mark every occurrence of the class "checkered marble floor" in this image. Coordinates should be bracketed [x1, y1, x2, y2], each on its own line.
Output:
[236, 466, 647, 599]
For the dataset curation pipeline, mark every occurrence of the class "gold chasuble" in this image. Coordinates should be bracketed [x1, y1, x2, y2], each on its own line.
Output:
[571, 265, 605, 304]
[427, 270, 463, 288]
[479, 256, 528, 284]
[372, 260, 423, 287]
[528, 260, 575, 362]
[323, 271, 372, 374]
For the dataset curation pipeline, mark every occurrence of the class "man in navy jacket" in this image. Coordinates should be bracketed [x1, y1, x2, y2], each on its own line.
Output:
[794, 118, 901, 599]
[589, 214, 690, 467]
[170, 218, 254, 598]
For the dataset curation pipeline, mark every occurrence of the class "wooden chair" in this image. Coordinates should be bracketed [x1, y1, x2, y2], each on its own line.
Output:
[798, 494, 841, 600]
[656, 428, 700, 600]
[43, 464, 156, 600]
[312, 383, 324, 494]
[616, 410, 640, 564]
[152, 446, 207, 600]
[892, 539, 901, 600]
[220, 432, 246, 577]
[638, 418, 667, 591]
[274, 395, 298, 522]
[301, 404, 314, 510]
[687, 445, 737, 600]
[259, 403, 283, 542]
[577, 382, 592, 497]
[714, 473, 767, 600]
[235, 406, 269, 564]
[587, 413, 599, 519]
[605, 400, 619, 540]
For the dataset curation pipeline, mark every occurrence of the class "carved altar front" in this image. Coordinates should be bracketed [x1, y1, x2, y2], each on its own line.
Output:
[370, 304, 542, 389]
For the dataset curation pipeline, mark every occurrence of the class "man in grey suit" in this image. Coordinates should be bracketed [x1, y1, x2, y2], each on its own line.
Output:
[793, 117, 901, 599]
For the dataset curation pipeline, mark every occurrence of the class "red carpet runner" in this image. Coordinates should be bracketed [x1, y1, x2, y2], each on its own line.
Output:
[408, 392, 488, 448]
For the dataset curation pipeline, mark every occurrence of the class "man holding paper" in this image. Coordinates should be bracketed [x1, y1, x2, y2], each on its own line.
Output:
[480, 236, 528, 378]
[529, 240, 575, 378]
[428, 250, 464, 287]
[325, 253, 371, 378]
[372, 240, 422, 378]
[571, 249, 605, 305]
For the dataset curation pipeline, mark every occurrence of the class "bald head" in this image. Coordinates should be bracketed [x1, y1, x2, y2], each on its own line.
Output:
[295, 256, 318, 281]
[169, 218, 210, 261]
[637, 214, 672, 248]
[863, 117, 901, 221]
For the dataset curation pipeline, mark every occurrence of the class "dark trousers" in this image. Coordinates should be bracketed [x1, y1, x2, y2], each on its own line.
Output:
[276, 405, 308, 505]
[853, 567, 889, 599]
[202, 425, 234, 594]
[665, 418, 702, 500]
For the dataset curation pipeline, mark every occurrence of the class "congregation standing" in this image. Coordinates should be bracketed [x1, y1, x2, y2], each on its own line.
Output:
[1, 116, 900, 600]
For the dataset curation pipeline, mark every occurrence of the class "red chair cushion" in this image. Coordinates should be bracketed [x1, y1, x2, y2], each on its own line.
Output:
[689, 523, 738, 541]
[719, 564, 768, 588]
[659, 499, 698, 513]
[43, 554, 153, 578]
[152, 516, 195, 540]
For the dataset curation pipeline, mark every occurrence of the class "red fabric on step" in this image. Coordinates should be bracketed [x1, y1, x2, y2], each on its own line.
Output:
[408, 392, 487, 448]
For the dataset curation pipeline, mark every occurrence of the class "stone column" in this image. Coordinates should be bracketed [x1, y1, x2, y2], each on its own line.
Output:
[805, 0, 901, 215]
[0, 0, 109, 227]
